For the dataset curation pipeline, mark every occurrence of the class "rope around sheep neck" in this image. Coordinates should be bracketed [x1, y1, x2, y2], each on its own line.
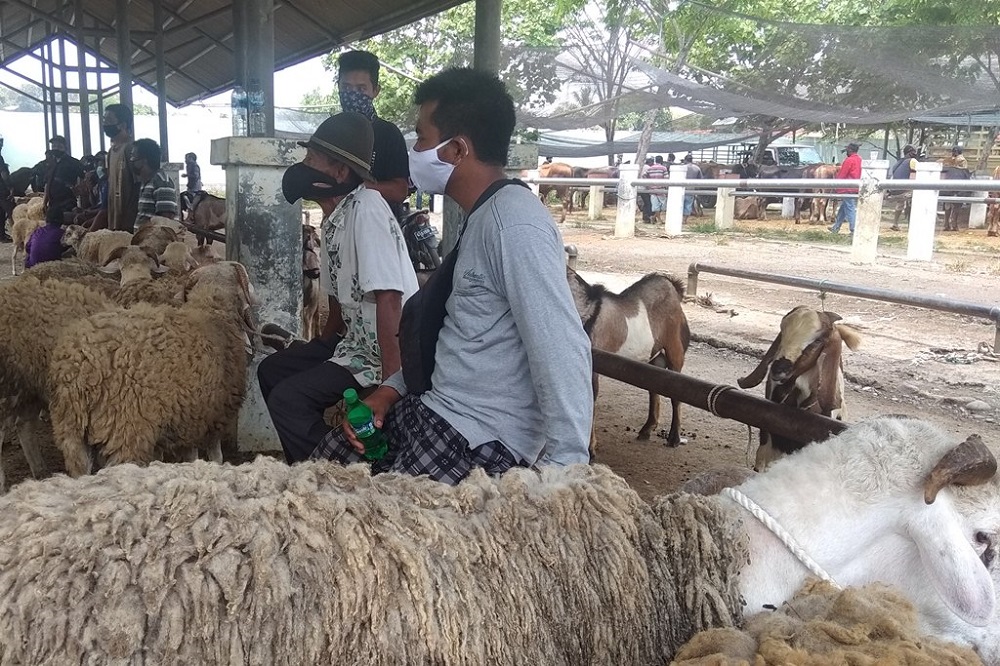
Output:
[721, 487, 842, 589]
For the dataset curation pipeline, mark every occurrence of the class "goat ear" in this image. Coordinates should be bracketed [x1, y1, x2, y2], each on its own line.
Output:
[908, 503, 996, 627]
[835, 323, 862, 351]
[737, 334, 782, 389]
[822, 311, 843, 323]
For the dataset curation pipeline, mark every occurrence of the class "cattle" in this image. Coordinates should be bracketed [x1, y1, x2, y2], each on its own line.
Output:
[538, 161, 574, 223]
[737, 306, 862, 471]
[987, 165, 1000, 237]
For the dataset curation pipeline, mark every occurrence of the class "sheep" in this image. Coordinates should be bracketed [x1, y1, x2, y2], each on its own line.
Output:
[566, 268, 690, 454]
[73, 228, 133, 265]
[0, 416, 995, 664]
[302, 224, 321, 340]
[737, 305, 862, 470]
[131, 221, 179, 256]
[21, 258, 121, 298]
[48, 262, 256, 475]
[9, 198, 45, 275]
[100, 245, 170, 285]
[673, 580, 982, 664]
[0, 277, 117, 491]
[159, 240, 198, 274]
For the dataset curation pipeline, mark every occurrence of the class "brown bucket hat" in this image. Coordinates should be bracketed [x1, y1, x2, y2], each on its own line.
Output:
[298, 112, 374, 182]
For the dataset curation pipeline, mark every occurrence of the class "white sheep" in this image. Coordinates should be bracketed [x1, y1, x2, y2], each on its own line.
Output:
[0, 417, 995, 663]
[9, 198, 45, 275]
[158, 241, 199, 274]
[68, 228, 133, 265]
[48, 262, 256, 474]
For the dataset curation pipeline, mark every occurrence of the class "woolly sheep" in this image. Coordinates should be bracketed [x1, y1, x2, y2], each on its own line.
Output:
[49, 262, 256, 474]
[159, 241, 198, 274]
[72, 228, 134, 265]
[21, 259, 120, 298]
[131, 222, 179, 256]
[100, 245, 170, 285]
[9, 198, 45, 275]
[0, 417, 997, 663]
[674, 580, 981, 664]
[0, 277, 116, 491]
[191, 244, 220, 266]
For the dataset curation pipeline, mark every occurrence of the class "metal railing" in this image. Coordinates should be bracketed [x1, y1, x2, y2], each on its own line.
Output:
[525, 176, 1000, 192]
[687, 263, 1000, 349]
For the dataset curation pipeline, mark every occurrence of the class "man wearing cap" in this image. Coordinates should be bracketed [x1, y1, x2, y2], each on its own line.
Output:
[888, 145, 919, 231]
[944, 145, 968, 171]
[258, 112, 418, 464]
[829, 142, 862, 235]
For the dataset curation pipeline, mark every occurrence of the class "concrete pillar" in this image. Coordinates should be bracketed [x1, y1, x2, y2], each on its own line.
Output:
[153, 0, 169, 160]
[906, 162, 942, 261]
[163, 161, 183, 210]
[211, 137, 304, 452]
[970, 189, 988, 229]
[473, 0, 502, 72]
[715, 187, 735, 229]
[232, 1, 248, 88]
[114, 0, 133, 111]
[781, 197, 796, 219]
[245, 0, 275, 136]
[850, 159, 888, 264]
[588, 185, 602, 220]
[665, 164, 686, 236]
[614, 163, 638, 238]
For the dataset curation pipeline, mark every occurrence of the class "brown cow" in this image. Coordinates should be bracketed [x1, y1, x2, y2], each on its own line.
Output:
[538, 161, 573, 223]
[797, 164, 839, 224]
[987, 166, 1000, 237]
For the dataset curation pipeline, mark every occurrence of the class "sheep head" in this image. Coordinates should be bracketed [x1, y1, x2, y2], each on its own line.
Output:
[158, 241, 198, 274]
[101, 246, 169, 283]
[61, 224, 88, 251]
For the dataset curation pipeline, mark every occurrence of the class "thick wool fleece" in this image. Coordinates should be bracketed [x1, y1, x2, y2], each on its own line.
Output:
[112, 276, 185, 308]
[0, 461, 747, 665]
[673, 579, 983, 665]
[48, 282, 248, 474]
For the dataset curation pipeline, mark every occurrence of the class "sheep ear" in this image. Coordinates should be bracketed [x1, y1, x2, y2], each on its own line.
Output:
[99, 259, 121, 274]
[737, 334, 782, 389]
[909, 504, 996, 627]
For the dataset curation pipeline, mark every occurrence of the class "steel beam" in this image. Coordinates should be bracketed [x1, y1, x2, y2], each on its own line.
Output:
[114, 0, 132, 110]
[153, 0, 169, 160]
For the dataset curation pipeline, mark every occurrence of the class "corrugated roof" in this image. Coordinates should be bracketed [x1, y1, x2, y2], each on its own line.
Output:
[0, 0, 464, 107]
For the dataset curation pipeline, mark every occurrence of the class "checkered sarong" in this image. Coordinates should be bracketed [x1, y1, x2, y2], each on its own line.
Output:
[311, 394, 524, 485]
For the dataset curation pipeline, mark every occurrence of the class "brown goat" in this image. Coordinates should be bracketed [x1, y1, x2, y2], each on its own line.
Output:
[566, 268, 690, 456]
[737, 306, 862, 471]
[302, 224, 321, 340]
[189, 191, 227, 246]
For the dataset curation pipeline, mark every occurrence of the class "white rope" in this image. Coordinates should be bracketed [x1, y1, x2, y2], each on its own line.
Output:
[722, 487, 842, 589]
[706, 384, 734, 417]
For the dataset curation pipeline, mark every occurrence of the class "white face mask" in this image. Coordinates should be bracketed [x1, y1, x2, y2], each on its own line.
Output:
[408, 138, 457, 195]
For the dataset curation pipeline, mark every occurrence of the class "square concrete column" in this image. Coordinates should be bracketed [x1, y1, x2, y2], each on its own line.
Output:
[715, 174, 739, 230]
[588, 184, 603, 220]
[614, 164, 638, 238]
[907, 161, 942, 261]
[969, 185, 988, 229]
[211, 136, 304, 452]
[850, 159, 888, 264]
[163, 161, 183, 211]
[665, 164, 686, 236]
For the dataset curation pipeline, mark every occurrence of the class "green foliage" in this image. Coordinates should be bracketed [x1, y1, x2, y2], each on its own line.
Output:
[0, 83, 43, 111]
[617, 108, 673, 131]
[304, 0, 584, 130]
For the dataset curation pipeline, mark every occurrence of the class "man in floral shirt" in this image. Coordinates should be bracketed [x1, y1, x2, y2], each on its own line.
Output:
[258, 112, 418, 463]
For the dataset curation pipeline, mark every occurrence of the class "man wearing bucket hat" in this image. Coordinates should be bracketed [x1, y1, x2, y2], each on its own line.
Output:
[258, 111, 418, 464]
[829, 142, 862, 235]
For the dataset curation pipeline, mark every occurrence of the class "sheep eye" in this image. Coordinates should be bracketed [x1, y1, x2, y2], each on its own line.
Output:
[976, 531, 991, 544]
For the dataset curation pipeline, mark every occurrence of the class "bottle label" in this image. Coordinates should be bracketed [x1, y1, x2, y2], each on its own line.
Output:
[354, 421, 376, 438]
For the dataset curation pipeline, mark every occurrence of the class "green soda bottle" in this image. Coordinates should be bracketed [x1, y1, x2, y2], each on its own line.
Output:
[343, 388, 388, 461]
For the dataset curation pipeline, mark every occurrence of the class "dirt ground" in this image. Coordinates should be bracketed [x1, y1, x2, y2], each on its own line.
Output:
[1, 205, 998, 502]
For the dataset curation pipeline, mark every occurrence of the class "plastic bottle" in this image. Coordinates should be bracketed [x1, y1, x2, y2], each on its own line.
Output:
[343, 388, 388, 461]
[247, 79, 266, 137]
[230, 85, 247, 137]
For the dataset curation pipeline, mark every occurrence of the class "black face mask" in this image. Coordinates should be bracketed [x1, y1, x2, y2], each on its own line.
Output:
[103, 124, 119, 138]
[281, 162, 356, 204]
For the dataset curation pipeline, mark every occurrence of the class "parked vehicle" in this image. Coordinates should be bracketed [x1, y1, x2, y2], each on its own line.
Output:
[400, 207, 441, 270]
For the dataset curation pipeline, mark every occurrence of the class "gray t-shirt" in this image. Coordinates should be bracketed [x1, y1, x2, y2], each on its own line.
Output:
[385, 184, 593, 467]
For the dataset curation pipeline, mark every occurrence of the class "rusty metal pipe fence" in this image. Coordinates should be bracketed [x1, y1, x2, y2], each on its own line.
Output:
[592, 350, 847, 446]
[687, 263, 1000, 350]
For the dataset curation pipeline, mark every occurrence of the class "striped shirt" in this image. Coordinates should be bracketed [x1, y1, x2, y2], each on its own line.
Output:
[136, 169, 178, 225]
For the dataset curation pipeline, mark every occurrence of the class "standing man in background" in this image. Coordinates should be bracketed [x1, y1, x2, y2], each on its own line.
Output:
[829, 142, 862, 235]
[103, 104, 139, 232]
[131, 138, 179, 226]
[337, 50, 410, 220]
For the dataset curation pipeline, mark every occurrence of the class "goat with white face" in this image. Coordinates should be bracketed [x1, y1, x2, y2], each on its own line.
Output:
[566, 268, 689, 455]
[738, 305, 861, 470]
[731, 418, 1000, 662]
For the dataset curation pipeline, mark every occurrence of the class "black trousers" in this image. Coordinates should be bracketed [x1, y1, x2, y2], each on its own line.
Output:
[257, 337, 362, 464]
[638, 192, 651, 221]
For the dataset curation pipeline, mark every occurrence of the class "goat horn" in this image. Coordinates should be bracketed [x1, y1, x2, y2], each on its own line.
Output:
[737, 334, 782, 389]
[924, 434, 997, 504]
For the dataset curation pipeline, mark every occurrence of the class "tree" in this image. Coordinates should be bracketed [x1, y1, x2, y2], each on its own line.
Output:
[302, 0, 583, 130]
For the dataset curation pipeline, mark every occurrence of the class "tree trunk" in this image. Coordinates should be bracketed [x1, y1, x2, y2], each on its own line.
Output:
[633, 108, 657, 168]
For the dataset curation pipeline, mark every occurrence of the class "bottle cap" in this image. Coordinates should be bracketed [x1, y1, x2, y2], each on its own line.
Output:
[343, 388, 358, 402]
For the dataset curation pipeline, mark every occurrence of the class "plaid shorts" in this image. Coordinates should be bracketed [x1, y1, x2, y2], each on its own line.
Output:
[310, 394, 525, 485]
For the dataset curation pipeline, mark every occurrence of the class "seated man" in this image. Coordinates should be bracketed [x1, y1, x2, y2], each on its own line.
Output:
[25, 203, 68, 268]
[258, 112, 418, 464]
[312, 68, 593, 484]
[131, 138, 178, 226]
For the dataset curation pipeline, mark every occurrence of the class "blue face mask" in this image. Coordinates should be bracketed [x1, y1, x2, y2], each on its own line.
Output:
[339, 89, 376, 120]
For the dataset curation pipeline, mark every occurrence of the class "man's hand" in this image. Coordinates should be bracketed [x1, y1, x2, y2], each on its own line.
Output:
[341, 385, 401, 455]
